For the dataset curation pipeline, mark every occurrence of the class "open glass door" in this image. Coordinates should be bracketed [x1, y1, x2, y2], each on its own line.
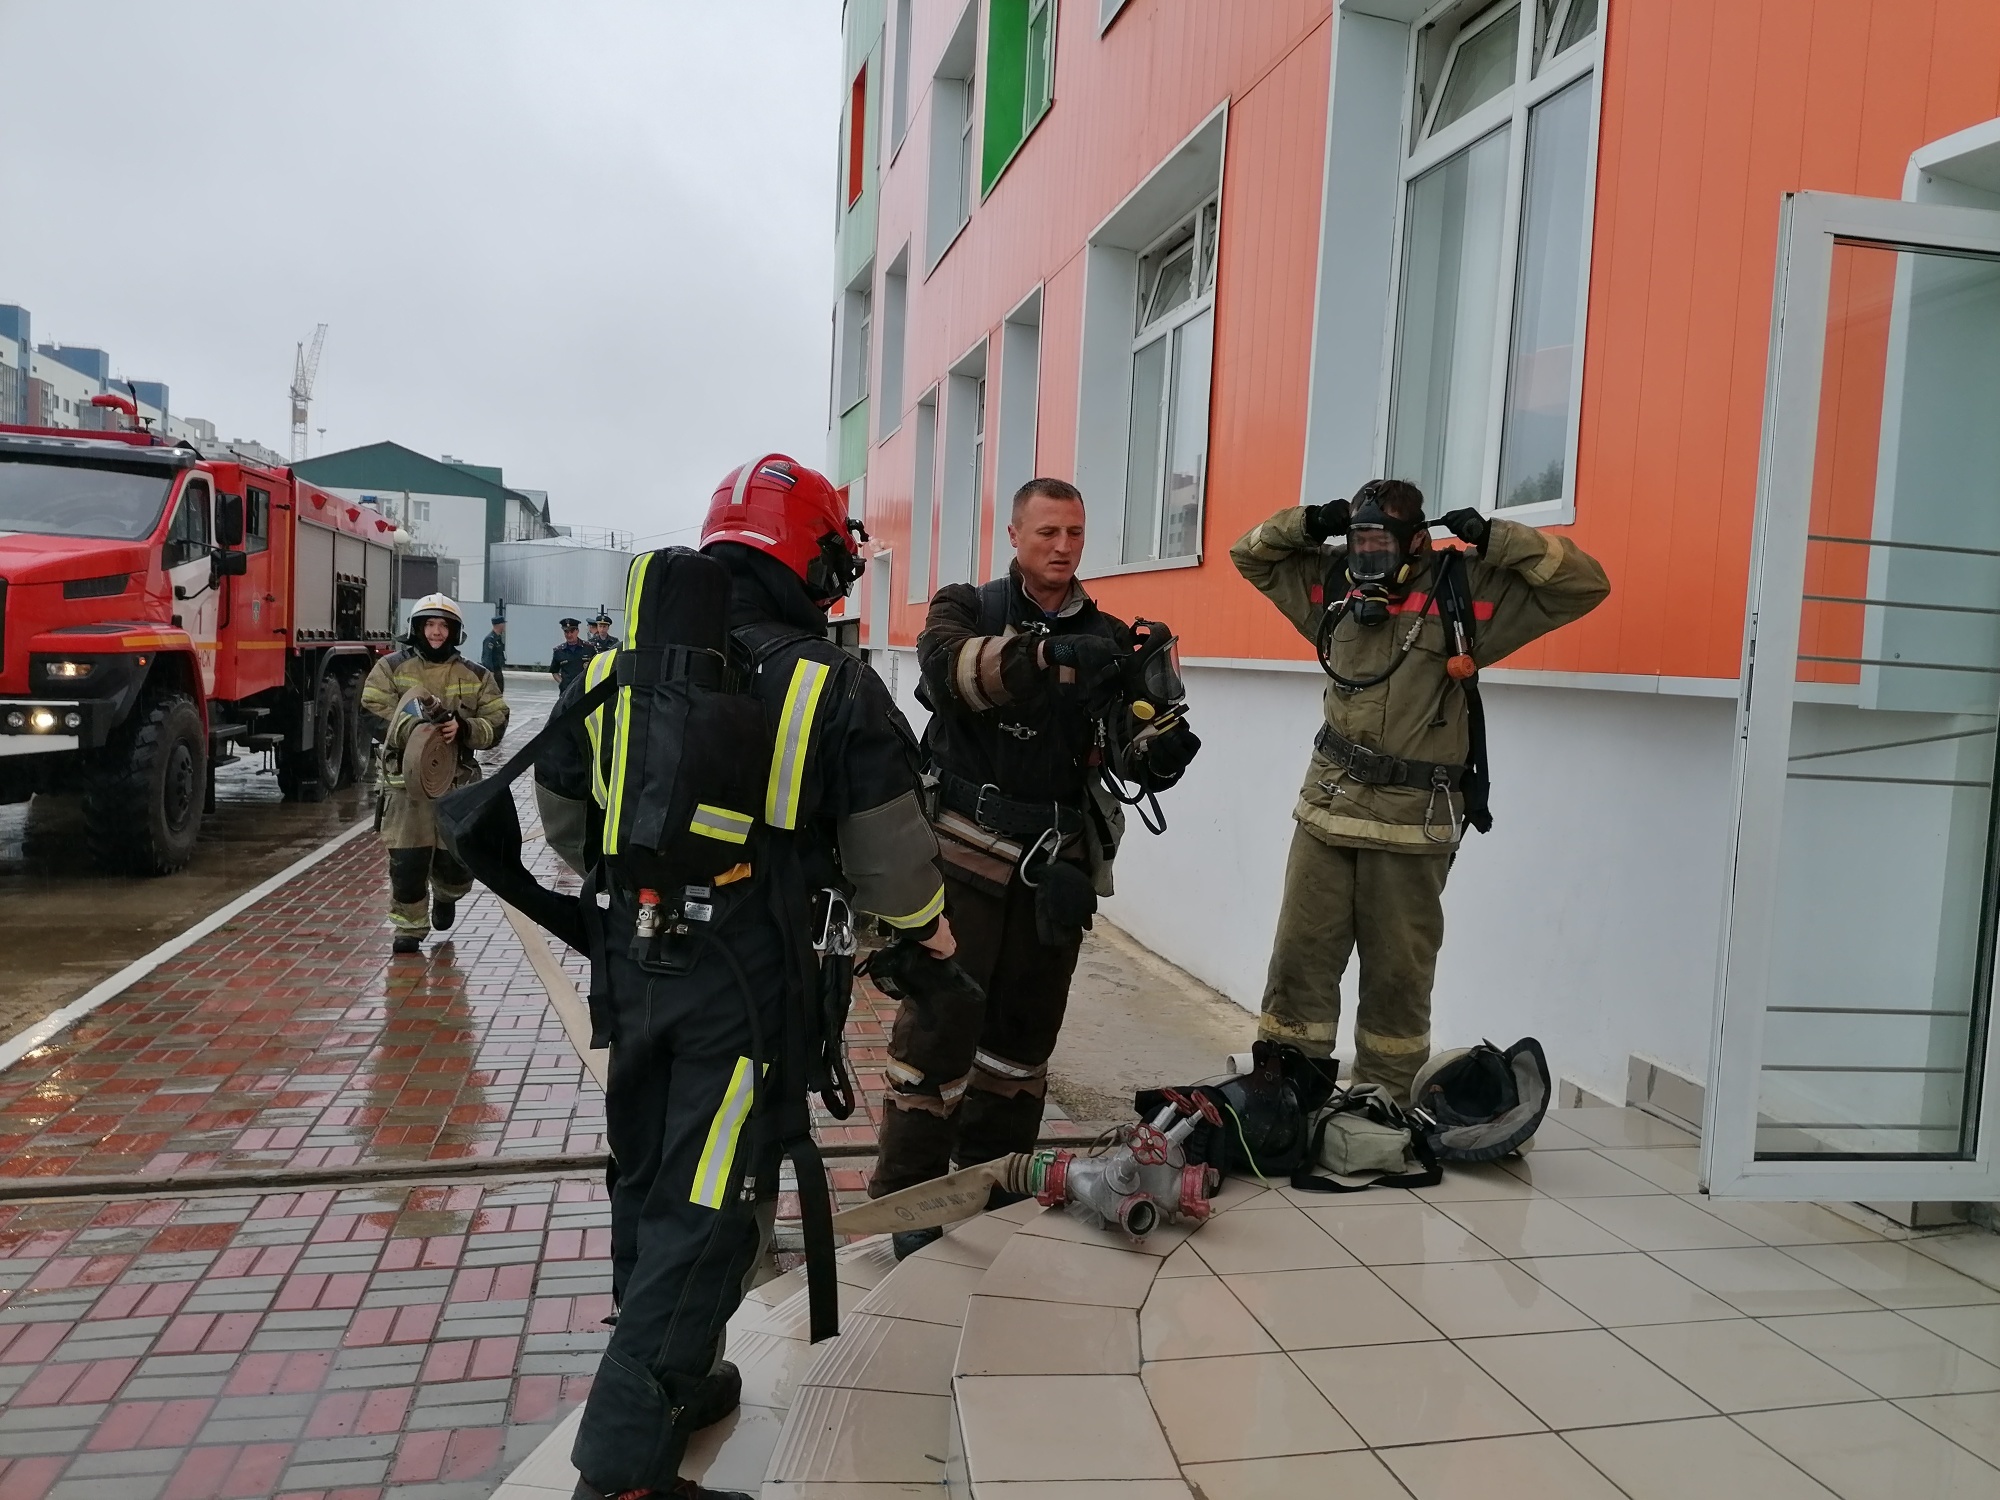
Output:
[1706, 190, 2000, 1201]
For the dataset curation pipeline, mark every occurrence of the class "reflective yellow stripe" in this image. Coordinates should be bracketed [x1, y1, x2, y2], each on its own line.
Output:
[690, 1057, 763, 1209]
[877, 881, 946, 930]
[764, 658, 830, 830]
[689, 803, 753, 844]
[604, 552, 654, 852]
[583, 648, 618, 809]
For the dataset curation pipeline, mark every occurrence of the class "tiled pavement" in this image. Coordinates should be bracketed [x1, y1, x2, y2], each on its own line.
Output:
[0, 798, 1096, 1499]
[0, 833, 603, 1182]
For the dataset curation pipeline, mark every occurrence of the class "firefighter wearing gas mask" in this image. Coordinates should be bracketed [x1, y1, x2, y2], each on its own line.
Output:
[359, 594, 510, 955]
[867, 477, 1201, 1254]
[1232, 481, 1608, 1102]
[527, 457, 949, 1500]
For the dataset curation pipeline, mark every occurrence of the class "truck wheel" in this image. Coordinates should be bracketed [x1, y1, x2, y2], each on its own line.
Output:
[341, 671, 372, 789]
[277, 671, 345, 801]
[85, 694, 207, 876]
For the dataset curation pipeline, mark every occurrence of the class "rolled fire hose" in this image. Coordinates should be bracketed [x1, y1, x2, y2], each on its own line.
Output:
[401, 720, 460, 808]
[829, 1154, 1037, 1237]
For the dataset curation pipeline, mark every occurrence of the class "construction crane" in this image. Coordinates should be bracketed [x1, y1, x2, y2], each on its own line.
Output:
[289, 323, 327, 462]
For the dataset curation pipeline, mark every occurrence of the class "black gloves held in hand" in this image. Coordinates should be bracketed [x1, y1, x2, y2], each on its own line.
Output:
[1441, 508, 1491, 547]
[1303, 498, 1351, 542]
[1044, 633, 1120, 683]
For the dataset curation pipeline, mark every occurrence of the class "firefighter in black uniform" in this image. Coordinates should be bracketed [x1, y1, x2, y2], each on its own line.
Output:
[867, 477, 1199, 1254]
[534, 456, 950, 1500]
[550, 617, 591, 688]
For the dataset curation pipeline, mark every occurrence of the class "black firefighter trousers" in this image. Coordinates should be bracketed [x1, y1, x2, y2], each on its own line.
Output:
[571, 893, 787, 1493]
[870, 865, 1084, 1197]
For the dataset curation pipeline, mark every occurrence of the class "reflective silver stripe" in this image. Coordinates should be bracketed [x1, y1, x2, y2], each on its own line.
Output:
[972, 1049, 1041, 1080]
[690, 1057, 763, 1209]
[689, 803, 754, 844]
[765, 658, 831, 830]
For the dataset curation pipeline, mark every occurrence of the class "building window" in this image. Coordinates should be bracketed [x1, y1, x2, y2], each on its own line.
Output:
[1073, 104, 1226, 574]
[908, 390, 939, 602]
[847, 62, 869, 208]
[890, 0, 913, 153]
[926, 1, 980, 269]
[1386, 0, 1600, 516]
[983, 0, 1057, 196]
[939, 346, 989, 587]
[1124, 198, 1217, 564]
[839, 279, 873, 413]
[409, 498, 432, 525]
[879, 248, 910, 439]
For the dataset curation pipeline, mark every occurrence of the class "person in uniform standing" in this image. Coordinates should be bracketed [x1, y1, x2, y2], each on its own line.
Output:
[867, 477, 1199, 1255]
[550, 617, 590, 688]
[587, 613, 619, 654]
[480, 615, 507, 697]
[533, 456, 951, 1500]
[1233, 480, 1609, 1100]
[361, 594, 510, 955]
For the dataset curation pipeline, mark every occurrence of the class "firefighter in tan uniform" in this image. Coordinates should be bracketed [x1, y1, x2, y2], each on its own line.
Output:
[1234, 481, 1609, 1101]
[360, 594, 510, 954]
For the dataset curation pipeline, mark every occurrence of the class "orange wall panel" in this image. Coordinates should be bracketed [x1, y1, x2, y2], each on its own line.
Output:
[864, 0, 2000, 683]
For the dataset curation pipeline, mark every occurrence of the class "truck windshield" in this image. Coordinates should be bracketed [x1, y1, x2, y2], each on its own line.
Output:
[0, 456, 177, 540]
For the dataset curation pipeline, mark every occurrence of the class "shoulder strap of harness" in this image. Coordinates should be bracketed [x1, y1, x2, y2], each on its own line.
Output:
[1432, 548, 1493, 835]
[976, 576, 1014, 638]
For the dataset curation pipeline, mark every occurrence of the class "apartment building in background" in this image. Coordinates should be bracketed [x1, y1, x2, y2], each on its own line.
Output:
[833, 0, 2000, 1209]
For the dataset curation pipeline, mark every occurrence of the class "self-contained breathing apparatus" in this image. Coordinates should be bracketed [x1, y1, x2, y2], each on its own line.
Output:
[1312, 495, 1495, 835]
[1095, 619, 1190, 836]
[436, 544, 860, 1340]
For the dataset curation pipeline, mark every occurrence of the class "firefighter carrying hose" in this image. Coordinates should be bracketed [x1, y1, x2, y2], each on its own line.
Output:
[506, 457, 949, 1500]
[1233, 481, 1608, 1101]
[360, 594, 509, 955]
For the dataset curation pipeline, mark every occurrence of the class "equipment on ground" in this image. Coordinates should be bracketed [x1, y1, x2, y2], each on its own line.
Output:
[833, 1091, 1222, 1242]
[1409, 1037, 1551, 1162]
[0, 423, 399, 873]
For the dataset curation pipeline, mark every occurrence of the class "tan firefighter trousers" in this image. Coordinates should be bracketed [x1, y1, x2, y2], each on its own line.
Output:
[1259, 823, 1454, 1103]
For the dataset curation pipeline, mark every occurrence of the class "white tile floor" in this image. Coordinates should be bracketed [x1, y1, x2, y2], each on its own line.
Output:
[494, 1109, 2000, 1500]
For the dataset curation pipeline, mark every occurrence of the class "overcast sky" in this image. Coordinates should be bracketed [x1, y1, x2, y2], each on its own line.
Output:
[0, 2, 840, 547]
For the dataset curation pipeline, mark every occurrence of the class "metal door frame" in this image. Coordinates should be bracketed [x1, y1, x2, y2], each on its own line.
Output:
[1704, 189, 2000, 1201]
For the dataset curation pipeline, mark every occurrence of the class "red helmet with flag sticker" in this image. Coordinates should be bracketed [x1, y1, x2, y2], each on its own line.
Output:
[700, 455, 868, 604]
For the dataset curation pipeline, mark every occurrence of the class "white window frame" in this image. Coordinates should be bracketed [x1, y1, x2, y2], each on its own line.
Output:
[1073, 102, 1228, 579]
[889, 0, 914, 161]
[907, 389, 940, 603]
[993, 284, 1045, 566]
[1123, 196, 1218, 567]
[837, 269, 873, 417]
[938, 340, 989, 587]
[926, 0, 981, 274]
[878, 245, 911, 442]
[1099, 0, 1131, 33]
[1377, 0, 1604, 528]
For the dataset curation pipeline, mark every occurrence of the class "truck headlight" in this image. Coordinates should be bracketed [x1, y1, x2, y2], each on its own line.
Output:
[4, 712, 20, 730]
[28, 710, 57, 732]
[44, 661, 94, 679]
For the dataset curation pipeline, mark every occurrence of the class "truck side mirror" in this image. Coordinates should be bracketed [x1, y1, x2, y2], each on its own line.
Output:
[212, 548, 250, 578]
[216, 492, 245, 548]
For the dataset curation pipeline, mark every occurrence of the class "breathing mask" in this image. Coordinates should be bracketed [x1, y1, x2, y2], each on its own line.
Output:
[1341, 496, 1424, 626]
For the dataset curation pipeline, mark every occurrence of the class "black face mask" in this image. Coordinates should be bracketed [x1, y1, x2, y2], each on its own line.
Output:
[1341, 499, 1422, 626]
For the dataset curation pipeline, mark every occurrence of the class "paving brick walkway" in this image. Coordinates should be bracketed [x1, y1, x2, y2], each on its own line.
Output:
[0, 772, 1108, 1499]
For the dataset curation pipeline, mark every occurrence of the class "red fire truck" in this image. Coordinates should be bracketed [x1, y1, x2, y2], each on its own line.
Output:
[0, 421, 400, 873]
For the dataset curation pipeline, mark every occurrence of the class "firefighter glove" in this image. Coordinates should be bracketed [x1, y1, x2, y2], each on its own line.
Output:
[1033, 859, 1098, 947]
[1303, 498, 1351, 542]
[1441, 508, 1490, 547]
[1045, 633, 1120, 689]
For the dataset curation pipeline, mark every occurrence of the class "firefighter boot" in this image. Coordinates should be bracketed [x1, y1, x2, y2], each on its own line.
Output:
[431, 897, 457, 933]
[392, 933, 423, 956]
[571, 1480, 751, 1500]
[684, 1361, 740, 1430]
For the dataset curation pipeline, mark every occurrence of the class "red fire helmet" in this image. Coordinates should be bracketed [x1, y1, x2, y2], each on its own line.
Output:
[700, 454, 867, 602]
